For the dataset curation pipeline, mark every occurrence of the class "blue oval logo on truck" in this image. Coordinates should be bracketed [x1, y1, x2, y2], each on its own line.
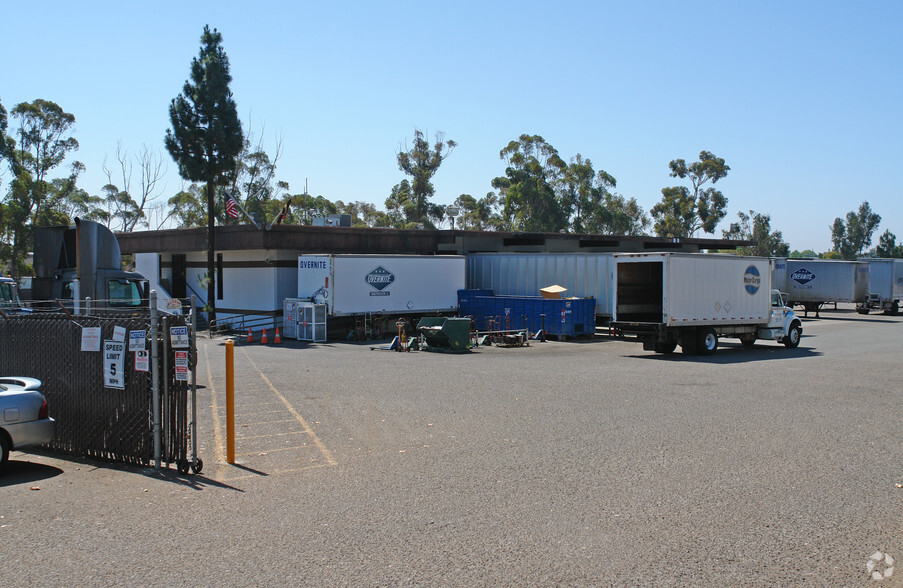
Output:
[744, 265, 761, 295]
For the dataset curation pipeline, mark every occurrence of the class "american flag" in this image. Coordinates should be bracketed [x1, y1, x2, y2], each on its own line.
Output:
[225, 193, 240, 218]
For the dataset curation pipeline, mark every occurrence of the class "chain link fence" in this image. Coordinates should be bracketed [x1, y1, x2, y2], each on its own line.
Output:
[0, 306, 192, 467]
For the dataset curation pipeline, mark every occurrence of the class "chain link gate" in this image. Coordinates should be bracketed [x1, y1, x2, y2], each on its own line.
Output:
[0, 300, 196, 469]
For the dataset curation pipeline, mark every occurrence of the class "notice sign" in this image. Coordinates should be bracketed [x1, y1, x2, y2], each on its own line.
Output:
[134, 350, 149, 372]
[81, 327, 101, 352]
[174, 350, 189, 382]
[129, 330, 146, 352]
[170, 326, 189, 349]
[104, 340, 126, 389]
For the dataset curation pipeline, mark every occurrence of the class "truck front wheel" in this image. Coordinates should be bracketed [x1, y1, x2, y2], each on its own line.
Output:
[783, 322, 801, 348]
[697, 328, 718, 356]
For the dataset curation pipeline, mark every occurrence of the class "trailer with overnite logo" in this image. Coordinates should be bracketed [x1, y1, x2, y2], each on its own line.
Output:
[771, 258, 869, 316]
[297, 254, 465, 321]
[610, 253, 802, 355]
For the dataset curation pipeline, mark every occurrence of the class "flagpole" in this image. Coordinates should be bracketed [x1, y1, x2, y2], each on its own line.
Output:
[226, 192, 261, 230]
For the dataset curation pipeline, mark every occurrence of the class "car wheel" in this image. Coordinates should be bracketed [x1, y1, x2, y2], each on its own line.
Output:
[697, 328, 718, 356]
[0, 433, 10, 469]
[784, 323, 802, 348]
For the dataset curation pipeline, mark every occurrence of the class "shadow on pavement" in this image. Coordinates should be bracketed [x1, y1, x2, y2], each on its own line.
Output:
[626, 342, 822, 364]
[0, 459, 64, 487]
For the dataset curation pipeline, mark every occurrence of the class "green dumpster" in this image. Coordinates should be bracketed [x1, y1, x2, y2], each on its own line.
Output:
[416, 317, 471, 353]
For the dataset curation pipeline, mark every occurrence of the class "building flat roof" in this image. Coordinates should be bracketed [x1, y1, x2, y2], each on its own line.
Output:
[116, 225, 754, 256]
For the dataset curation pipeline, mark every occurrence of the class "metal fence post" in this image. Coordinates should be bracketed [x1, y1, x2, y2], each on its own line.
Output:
[150, 290, 161, 469]
[190, 295, 198, 468]
[162, 315, 170, 466]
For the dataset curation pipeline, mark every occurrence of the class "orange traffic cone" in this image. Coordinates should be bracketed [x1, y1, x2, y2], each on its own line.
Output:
[274, 327, 282, 344]
[247, 327, 254, 343]
[260, 327, 268, 344]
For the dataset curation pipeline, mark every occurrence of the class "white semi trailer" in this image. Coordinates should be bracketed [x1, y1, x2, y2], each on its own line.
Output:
[611, 253, 802, 355]
[298, 254, 465, 319]
[772, 259, 869, 316]
[858, 258, 903, 315]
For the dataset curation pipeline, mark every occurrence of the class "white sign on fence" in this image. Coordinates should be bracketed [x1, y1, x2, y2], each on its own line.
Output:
[112, 325, 127, 342]
[81, 327, 101, 352]
[170, 326, 189, 349]
[174, 350, 189, 382]
[103, 340, 126, 389]
[134, 350, 149, 372]
[129, 330, 146, 351]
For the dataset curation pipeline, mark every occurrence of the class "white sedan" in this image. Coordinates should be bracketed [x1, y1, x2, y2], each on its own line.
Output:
[0, 377, 56, 469]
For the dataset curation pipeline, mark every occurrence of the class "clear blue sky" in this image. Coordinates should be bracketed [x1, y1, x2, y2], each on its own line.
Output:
[2, 1, 900, 252]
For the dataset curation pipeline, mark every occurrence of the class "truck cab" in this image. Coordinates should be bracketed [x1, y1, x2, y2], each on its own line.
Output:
[0, 277, 21, 309]
[757, 290, 802, 347]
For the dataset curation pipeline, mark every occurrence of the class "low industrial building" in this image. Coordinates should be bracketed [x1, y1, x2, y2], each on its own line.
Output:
[119, 225, 750, 330]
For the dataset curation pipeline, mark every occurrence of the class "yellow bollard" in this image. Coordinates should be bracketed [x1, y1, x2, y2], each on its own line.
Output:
[226, 339, 235, 464]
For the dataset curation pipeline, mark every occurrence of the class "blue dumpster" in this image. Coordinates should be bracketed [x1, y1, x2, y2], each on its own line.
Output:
[458, 292, 595, 338]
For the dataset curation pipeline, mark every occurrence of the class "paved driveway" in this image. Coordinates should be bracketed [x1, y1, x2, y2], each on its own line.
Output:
[2, 307, 902, 585]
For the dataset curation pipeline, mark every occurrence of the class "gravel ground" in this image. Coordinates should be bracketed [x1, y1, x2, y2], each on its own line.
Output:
[2, 306, 902, 586]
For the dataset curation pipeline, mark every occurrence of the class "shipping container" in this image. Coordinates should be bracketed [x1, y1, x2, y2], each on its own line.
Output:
[772, 259, 869, 314]
[466, 253, 614, 320]
[298, 254, 465, 317]
[457, 290, 596, 338]
[611, 253, 802, 355]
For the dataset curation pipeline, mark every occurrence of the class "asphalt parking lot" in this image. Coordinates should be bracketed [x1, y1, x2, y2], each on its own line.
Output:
[3, 306, 903, 586]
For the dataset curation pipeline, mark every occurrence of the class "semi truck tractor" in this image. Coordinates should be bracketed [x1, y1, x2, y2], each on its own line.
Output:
[611, 253, 802, 355]
[32, 218, 148, 310]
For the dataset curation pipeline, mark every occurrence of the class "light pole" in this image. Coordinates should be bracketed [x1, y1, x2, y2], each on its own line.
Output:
[447, 205, 459, 230]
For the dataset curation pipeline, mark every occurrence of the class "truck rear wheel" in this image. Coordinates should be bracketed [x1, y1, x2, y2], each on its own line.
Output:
[740, 334, 756, 347]
[856, 307, 870, 315]
[888, 302, 899, 316]
[697, 328, 718, 356]
[783, 322, 801, 348]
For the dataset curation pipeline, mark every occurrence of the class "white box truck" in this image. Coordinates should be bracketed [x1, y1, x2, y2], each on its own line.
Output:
[611, 253, 802, 355]
[772, 259, 869, 316]
[858, 258, 903, 315]
[298, 254, 465, 318]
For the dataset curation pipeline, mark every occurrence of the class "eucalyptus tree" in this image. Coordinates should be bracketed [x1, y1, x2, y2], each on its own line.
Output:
[395, 129, 456, 228]
[830, 200, 881, 260]
[722, 210, 789, 256]
[651, 150, 729, 238]
[492, 134, 568, 232]
[3, 99, 79, 277]
[165, 25, 243, 322]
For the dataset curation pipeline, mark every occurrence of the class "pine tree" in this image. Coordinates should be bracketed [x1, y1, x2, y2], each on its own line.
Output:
[165, 25, 243, 324]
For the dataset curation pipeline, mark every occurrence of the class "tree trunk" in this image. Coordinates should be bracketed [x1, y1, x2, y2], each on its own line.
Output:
[207, 180, 216, 327]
